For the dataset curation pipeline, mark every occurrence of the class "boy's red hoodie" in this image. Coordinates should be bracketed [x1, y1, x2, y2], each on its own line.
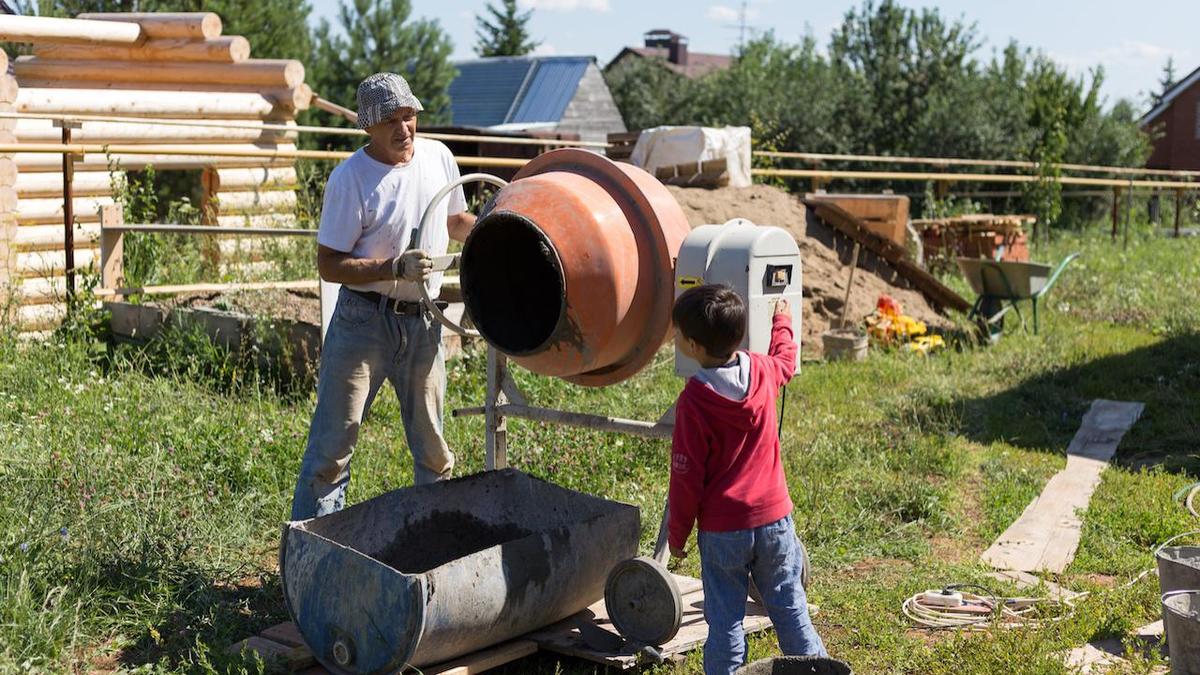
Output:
[667, 313, 797, 551]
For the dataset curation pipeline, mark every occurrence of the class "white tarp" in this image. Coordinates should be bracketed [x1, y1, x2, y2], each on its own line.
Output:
[628, 126, 753, 188]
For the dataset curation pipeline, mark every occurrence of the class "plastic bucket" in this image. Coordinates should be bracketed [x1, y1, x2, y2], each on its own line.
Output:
[1162, 590, 1200, 675]
[821, 330, 867, 362]
[736, 656, 853, 675]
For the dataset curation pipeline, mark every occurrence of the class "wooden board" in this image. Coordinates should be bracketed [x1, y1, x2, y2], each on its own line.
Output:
[526, 573, 778, 670]
[232, 622, 536, 674]
[805, 199, 970, 312]
[981, 399, 1144, 573]
[984, 570, 1084, 602]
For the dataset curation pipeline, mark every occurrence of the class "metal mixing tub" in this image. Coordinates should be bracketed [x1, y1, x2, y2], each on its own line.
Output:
[280, 468, 640, 673]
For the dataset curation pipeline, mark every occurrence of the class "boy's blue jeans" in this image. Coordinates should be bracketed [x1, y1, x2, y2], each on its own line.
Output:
[698, 515, 826, 675]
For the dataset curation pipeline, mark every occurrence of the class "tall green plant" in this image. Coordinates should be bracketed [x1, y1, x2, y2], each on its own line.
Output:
[474, 0, 538, 57]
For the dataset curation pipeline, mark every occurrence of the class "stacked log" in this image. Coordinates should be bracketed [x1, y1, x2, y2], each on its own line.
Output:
[0, 12, 309, 332]
[0, 50, 17, 321]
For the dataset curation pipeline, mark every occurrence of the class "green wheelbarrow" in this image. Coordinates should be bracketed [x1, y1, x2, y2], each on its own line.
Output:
[957, 253, 1079, 341]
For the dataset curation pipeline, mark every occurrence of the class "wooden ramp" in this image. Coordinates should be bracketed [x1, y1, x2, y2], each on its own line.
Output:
[981, 399, 1144, 573]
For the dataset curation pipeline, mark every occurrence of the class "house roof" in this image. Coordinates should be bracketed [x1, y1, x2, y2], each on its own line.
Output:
[607, 47, 733, 79]
[448, 56, 592, 127]
[1141, 63, 1200, 127]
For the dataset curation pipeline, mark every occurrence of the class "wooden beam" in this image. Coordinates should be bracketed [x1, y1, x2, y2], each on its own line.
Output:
[207, 167, 299, 192]
[15, 56, 304, 88]
[97, 279, 319, 298]
[14, 145, 299, 172]
[17, 87, 280, 119]
[76, 12, 222, 40]
[16, 170, 117, 198]
[805, 198, 971, 313]
[15, 117, 297, 145]
[0, 14, 142, 46]
[33, 36, 251, 63]
[311, 92, 358, 124]
[16, 80, 312, 112]
[753, 167, 1200, 191]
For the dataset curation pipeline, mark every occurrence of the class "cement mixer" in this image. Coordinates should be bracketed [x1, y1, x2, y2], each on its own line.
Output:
[285, 149, 804, 671]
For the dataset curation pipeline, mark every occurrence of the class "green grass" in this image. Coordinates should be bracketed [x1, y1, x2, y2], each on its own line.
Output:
[1, 226, 1197, 673]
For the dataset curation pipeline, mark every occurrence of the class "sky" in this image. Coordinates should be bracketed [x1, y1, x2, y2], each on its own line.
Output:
[307, 0, 1197, 111]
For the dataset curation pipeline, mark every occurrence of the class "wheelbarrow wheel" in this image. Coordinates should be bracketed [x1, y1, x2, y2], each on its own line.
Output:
[605, 556, 683, 646]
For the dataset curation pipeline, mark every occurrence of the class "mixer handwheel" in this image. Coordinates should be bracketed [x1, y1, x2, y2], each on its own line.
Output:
[604, 556, 683, 646]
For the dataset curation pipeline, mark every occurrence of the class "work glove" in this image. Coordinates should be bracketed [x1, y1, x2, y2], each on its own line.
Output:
[393, 249, 432, 281]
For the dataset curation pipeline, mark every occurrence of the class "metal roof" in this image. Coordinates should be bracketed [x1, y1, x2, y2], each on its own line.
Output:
[449, 56, 592, 127]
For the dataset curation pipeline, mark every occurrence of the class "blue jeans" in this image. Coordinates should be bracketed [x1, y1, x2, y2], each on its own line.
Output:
[290, 287, 453, 521]
[698, 515, 826, 675]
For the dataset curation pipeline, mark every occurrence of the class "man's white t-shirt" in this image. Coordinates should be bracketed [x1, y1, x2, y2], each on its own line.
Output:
[318, 137, 467, 301]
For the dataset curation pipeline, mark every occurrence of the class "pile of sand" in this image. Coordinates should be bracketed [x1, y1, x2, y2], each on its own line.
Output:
[666, 185, 951, 354]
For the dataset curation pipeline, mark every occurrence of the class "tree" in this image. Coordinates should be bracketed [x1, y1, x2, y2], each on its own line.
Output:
[1151, 57, 1177, 107]
[829, 0, 980, 156]
[474, 0, 538, 57]
[307, 0, 456, 145]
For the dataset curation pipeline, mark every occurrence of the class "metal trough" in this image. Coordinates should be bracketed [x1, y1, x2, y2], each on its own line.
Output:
[280, 469, 640, 673]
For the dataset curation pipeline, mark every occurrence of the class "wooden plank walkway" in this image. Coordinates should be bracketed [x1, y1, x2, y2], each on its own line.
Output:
[981, 400, 1144, 573]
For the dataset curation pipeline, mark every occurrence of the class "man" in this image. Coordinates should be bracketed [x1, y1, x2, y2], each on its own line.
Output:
[291, 73, 476, 520]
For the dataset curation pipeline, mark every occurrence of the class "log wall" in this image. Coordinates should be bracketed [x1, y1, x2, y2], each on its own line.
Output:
[0, 12, 306, 332]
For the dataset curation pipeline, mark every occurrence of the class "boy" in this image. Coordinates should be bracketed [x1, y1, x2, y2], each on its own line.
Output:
[668, 284, 826, 675]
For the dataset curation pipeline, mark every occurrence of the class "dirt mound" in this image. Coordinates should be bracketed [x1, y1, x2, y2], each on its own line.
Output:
[666, 185, 951, 355]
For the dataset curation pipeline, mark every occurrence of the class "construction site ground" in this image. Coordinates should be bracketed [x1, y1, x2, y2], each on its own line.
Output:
[4, 228, 1197, 673]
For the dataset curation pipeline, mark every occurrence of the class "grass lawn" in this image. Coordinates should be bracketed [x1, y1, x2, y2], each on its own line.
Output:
[1, 227, 1197, 673]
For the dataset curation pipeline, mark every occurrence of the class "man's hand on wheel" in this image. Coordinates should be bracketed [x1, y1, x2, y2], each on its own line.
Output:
[393, 249, 432, 281]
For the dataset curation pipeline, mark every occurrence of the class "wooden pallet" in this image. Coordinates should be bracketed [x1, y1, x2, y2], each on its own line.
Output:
[230, 574, 786, 672]
[228, 622, 537, 674]
[527, 573, 778, 670]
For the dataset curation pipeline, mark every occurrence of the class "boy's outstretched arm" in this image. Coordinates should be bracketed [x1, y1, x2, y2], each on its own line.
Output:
[767, 299, 798, 388]
[667, 397, 708, 557]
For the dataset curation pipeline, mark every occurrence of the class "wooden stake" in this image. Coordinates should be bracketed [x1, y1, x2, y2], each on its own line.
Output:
[99, 203, 124, 291]
[837, 242, 862, 329]
[1176, 188, 1184, 238]
[1111, 186, 1120, 242]
[57, 119, 81, 300]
